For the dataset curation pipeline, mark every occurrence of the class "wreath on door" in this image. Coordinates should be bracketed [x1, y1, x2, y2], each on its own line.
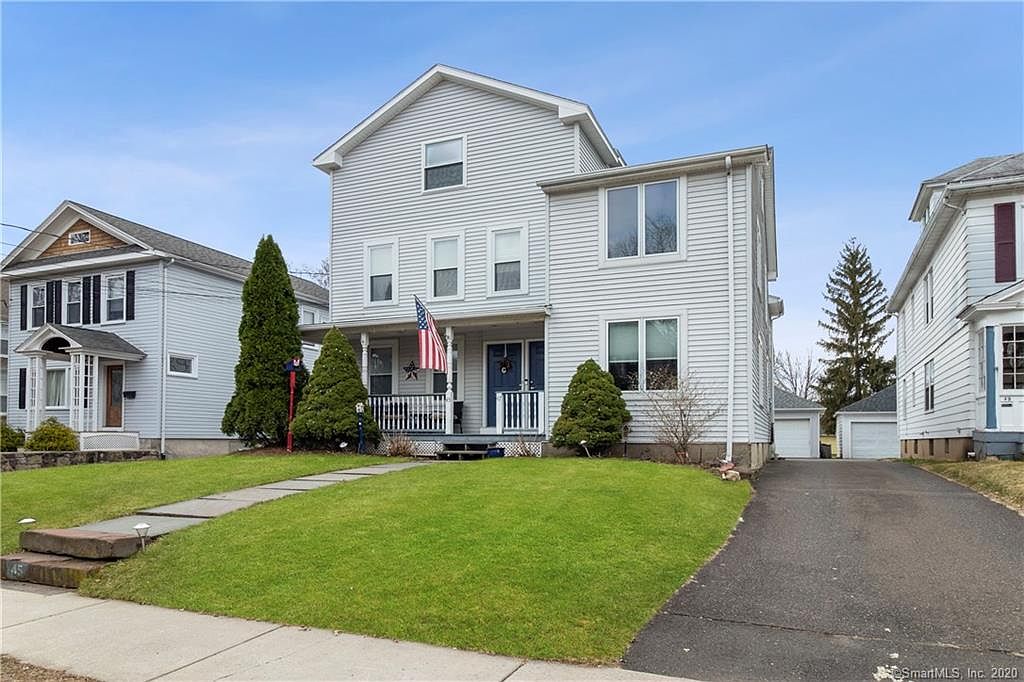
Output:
[498, 355, 514, 375]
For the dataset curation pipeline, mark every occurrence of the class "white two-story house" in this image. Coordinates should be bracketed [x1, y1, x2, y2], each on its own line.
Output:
[890, 153, 1024, 459]
[2, 200, 328, 456]
[304, 65, 781, 468]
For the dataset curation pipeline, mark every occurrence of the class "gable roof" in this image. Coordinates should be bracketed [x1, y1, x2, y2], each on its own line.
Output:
[17, 323, 146, 360]
[312, 64, 623, 173]
[2, 201, 328, 305]
[836, 384, 897, 414]
[922, 153, 1024, 185]
[774, 386, 824, 411]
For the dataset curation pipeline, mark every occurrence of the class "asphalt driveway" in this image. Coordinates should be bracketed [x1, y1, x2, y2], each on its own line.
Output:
[624, 460, 1024, 681]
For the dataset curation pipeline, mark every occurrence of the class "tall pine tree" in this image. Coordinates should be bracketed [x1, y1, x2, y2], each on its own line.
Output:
[816, 239, 896, 433]
[222, 235, 304, 446]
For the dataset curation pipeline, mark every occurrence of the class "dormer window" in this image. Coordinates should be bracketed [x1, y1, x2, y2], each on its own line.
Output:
[68, 229, 91, 245]
[423, 137, 465, 191]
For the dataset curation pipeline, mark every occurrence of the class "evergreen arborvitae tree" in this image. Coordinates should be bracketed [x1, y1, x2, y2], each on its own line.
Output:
[291, 328, 381, 450]
[222, 235, 303, 446]
[550, 359, 631, 455]
[816, 239, 896, 433]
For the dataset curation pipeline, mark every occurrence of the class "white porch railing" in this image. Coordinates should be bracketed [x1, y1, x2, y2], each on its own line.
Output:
[369, 394, 446, 433]
[497, 391, 544, 434]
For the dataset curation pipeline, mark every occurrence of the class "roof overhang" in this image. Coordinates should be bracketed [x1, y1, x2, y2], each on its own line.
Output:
[768, 295, 784, 319]
[15, 323, 146, 361]
[312, 64, 623, 173]
[890, 175, 1024, 312]
[299, 307, 548, 344]
[957, 279, 1024, 322]
[775, 406, 825, 413]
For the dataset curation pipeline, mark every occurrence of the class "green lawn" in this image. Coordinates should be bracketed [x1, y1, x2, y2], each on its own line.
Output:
[913, 459, 1024, 511]
[82, 458, 750, 663]
[1, 454, 391, 553]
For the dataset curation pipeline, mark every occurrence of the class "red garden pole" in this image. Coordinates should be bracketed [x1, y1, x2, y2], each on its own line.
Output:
[285, 357, 301, 453]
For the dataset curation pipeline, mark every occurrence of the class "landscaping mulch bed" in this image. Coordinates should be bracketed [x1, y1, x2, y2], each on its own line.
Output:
[1, 656, 97, 682]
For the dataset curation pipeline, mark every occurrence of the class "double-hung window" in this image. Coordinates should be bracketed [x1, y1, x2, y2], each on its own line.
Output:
[607, 316, 680, 391]
[30, 285, 45, 328]
[489, 226, 526, 295]
[105, 274, 125, 322]
[605, 179, 680, 260]
[369, 346, 394, 395]
[423, 137, 465, 191]
[65, 281, 82, 325]
[924, 269, 934, 324]
[429, 234, 462, 299]
[46, 368, 68, 408]
[1003, 325, 1023, 389]
[977, 330, 987, 393]
[366, 242, 395, 304]
[923, 360, 935, 411]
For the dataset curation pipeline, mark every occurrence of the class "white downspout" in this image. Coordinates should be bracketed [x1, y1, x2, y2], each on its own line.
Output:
[725, 155, 735, 463]
[159, 258, 170, 456]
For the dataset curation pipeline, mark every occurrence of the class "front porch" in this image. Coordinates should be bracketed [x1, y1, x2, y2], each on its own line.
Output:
[301, 309, 549, 438]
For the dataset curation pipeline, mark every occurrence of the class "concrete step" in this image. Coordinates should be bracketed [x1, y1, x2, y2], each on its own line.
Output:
[20, 528, 142, 560]
[1, 551, 111, 588]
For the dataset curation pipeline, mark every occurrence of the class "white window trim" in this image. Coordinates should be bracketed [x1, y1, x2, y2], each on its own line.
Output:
[67, 229, 91, 245]
[598, 307, 687, 394]
[363, 238, 398, 307]
[924, 269, 934, 324]
[425, 230, 465, 301]
[167, 352, 199, 379]
[368, 340, 399, 396]
[486, 223, 529, 298]
[421, 134, 468, 194]
[300, 307, 317, 325]
[30, 284, 46, 330]
[924, 360, 935, 412]
[597, 176, 687, 268]
[63, 280, 83, 327]
[45, 366, 70, 409]
[101, 271, 127, 325]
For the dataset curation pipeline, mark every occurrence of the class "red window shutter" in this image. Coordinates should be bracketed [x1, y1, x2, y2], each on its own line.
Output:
[994, 202, 1017, 283]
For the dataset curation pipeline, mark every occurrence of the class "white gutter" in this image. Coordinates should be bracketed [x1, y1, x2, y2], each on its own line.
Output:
[725, 155, 735, 463]
[159, 258, 171, 456]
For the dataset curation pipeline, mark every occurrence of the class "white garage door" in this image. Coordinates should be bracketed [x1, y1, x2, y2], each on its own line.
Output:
[850, 421, 898, 459]
[775, 419, 813, 458]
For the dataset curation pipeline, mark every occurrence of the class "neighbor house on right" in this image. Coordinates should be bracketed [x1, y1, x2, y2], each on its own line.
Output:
[889, 153, 1023, 460]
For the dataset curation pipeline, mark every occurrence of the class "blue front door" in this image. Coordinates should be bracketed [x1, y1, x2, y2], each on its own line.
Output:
[528, 341, 544, 391]
[487, 342, 522, 427]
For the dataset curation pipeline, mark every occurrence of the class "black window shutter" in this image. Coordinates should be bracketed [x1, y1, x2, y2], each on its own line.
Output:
[994, 202, 1017, 283]
[125, 270, 135, 321]
[82, 277, 92, 324]
[18, 368, 27, 410]
[54, 280, 63, 325]
[45, 281, 59, 324]
[19, 285, 27, 331]
[91, 275, 101, 323]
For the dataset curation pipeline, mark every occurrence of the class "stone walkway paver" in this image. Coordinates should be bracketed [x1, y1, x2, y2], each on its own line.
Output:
[1, 583, 688, 682]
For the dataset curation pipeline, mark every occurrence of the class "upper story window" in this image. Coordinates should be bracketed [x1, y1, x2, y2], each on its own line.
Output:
[923, 360, 935, 411]
[31, 285, 45, 328]
[429, 234, 462, 299]
[302, 310, 316, 325]
[423, 137, 465, 191]
[605, 180, 680, 260]
[65, 281, 82, 325]
[1003, 325, 1023, 389]
[924, 269, 934, 324]
[607, 316, 680, 391]
[68, 230, 91, 245]
[104, 274, 125, 322]
[366, 241, 396, 304]
[488, 226, 526, 296]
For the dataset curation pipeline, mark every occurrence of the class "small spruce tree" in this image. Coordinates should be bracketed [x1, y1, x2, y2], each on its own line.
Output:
[291, 328, 381, 450]
[550, 359, 631, 455]
[222, 235, 304, 446]
[816, 238, 896, 432]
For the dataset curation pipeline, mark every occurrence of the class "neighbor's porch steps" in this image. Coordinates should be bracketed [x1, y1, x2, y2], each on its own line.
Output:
[1, 529, 142, 588]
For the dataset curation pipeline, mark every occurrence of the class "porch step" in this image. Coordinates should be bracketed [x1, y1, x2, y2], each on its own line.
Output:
[20, 528, 142, 560]
[1, 551, 111, 588]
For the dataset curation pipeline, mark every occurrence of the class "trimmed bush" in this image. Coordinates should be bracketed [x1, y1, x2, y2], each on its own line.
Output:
[292, 327, 381, 450]
[550, 359, 631, 456]
[1, 422, 26, 452]
[25, 418, 79, 451]
[222, 235, 305, 447]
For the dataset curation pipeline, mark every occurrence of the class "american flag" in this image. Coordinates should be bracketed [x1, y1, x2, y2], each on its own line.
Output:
[415, 296, 447, 372]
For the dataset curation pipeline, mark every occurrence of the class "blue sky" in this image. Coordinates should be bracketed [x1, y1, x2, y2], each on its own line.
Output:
[3, 2, 1022, 357]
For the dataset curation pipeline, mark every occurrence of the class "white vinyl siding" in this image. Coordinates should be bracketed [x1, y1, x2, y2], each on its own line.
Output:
[328, 79, 573, 324]
[578, 131, 610, 174]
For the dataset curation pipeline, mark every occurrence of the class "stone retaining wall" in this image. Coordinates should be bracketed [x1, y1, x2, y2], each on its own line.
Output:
[1, 450, 161, 471]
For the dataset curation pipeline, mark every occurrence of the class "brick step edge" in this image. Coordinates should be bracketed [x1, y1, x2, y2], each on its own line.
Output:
[20, 529, 142, 560]
[1, 552, 111, 589]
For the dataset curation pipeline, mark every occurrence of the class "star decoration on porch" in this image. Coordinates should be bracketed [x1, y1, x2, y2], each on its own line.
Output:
[403, 360, 419, 380]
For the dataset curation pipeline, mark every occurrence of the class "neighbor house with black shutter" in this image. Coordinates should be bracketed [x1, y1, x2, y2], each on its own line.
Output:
[1, 200, 328, 456]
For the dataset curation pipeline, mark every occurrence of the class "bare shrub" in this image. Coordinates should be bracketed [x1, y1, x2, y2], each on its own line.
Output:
[383, 432, 415, 457]
[642, 367, 723, 463]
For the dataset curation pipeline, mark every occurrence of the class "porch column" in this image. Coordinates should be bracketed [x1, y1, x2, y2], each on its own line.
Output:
[360, 332, 370, 390]
[69, 353, 84, 432]
[445, 326, 454, 435]
[89, 355, 99, 431]
[26, 355, 46, 431]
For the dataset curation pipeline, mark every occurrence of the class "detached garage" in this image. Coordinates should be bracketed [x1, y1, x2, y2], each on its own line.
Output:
[836, 385, 898, 459]
[773, 387, 825, 458]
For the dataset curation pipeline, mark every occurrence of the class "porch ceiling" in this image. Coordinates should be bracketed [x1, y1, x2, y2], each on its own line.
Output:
[300, 307, 547, 344]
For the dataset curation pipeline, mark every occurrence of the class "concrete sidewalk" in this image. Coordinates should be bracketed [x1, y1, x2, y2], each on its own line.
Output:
[1, 583, 690, 681]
